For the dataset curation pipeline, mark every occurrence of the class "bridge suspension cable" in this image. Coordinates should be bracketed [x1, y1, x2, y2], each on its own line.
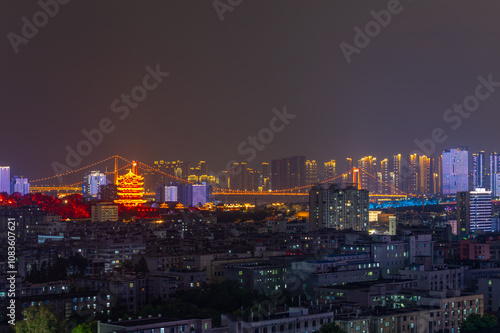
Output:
[135, 161, 192, 184]
[31, 155, 132, 183]
[358, 168, 408, 196]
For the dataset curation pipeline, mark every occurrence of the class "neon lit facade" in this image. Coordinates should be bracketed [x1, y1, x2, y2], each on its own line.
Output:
[11, 176, 30, 195]
[0, 166, 11, 194]
[114, 170, 147, 207]
[472, 151, 487, 189]
[442, 147, 469, 195]
[83, 171, 106, 198]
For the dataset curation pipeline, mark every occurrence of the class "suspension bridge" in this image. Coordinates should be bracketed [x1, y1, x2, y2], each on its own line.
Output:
[29, 155, 411, 201]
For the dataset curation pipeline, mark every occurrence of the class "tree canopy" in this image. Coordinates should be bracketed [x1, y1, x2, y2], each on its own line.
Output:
[72, 321, 98, 333]
[318, 322, 347, 333]
[461, 314, 499, 333]
[16, 305, 66, 333]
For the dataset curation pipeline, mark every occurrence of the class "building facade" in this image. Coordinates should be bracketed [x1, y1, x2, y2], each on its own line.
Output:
[309, 184, 369, 231]
[442, 147, 469, 195]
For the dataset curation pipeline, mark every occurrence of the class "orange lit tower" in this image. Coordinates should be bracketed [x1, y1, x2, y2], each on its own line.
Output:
[115, 162, 147, 207]
[114, 156, 119, 185]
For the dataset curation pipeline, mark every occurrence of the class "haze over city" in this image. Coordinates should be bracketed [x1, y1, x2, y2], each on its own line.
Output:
[2, 1, 500, 333]
[2, 1, 500, 178]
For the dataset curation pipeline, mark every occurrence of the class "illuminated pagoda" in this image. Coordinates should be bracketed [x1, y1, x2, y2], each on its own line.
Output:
[114, 162, 147, 207]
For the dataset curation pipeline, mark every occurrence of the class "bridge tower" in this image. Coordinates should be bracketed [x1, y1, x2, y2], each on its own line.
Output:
[132, 161, 139, 175]
[114, 156, 119, 185]
[353, 167, 361, 189]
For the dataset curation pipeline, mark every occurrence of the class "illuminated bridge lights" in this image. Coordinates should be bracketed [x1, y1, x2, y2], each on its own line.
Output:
[30, 156, 416, 199]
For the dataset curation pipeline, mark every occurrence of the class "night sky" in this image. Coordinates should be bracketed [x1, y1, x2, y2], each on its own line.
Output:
[2, 0, 500, 179]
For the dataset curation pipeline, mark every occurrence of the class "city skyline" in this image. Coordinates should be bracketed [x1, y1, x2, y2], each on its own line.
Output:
[2, 1, 500, 179]
[6, 146, 500, 199]
[3, 2, 500, 332]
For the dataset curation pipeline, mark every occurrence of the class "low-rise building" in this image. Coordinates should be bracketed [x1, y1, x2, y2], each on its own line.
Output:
[99, 316, 214, 333]
[91, 202, 119, 222]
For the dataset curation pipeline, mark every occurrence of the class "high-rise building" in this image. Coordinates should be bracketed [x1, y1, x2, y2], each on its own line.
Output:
[83, 171, 107, 198]
[177, 184, 193, 206]
[470, 188, 492, 233]
[261, 162, 270, 191]
[324, 160, 336, 180]
[154, 160, 189, 182]
[169, 183, 210, 207]
[229, 162, 243, 190]
[271, 159, 281, 191]
[199, 174, 217, 187]
[392, 154, 403, 193]
[346, 158, 354, 188]
[11, 176, 30, 195]
[199, 161, 208, 176]
[305, 160, 318, 185]
[380, 159, 390, 194]
[418, 155, 432, 195]
[358, 156, 377, 193]
[290, 155, 306, 189]
[456, 191, 469, 237]
[240, 162, 249, 190]
[142, 169, 158, 192]
[457, 188, 492, 236]
[389, 171, 396, 194]
[0, 166, 11, 194]
[346, 158, 353, 172]
[309, 184, 369, 231]
[190, 161, 208, 178]
[165, 185, 178, 202]
[192, 184, 209, 206]
[408, 154, 418, 195]
[271, 156, 306, 191]
[473, 151, 487, 189]
[249, 168, 261, 191]
[494, 173, 500, 198]
[442, 147, 469, 195]
[434, 155, 442, 195]
[490, 153, 499, 192]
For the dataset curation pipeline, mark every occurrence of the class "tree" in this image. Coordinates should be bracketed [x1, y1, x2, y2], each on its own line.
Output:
[134, 256, 150, 273]
[72, 321, 98, 333]
[16, 305, 66, 333]
[68, 254, 88, 276]
[461, 314, 499, 333]
[318, 322, 347, 333]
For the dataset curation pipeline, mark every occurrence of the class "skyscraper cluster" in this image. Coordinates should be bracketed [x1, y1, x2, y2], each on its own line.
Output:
[155, 183, 209, 206]
[271, 156, 307, 191]
[343, 153, 441, 196]
[0, 166, 30, 195]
